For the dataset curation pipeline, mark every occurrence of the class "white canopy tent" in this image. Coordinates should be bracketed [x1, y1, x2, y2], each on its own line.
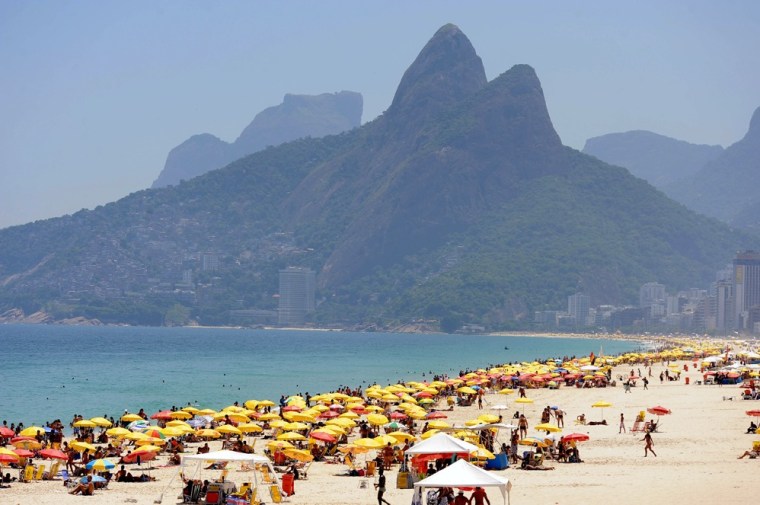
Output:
[414, 459, 511, 505]
[406, 432, 479, 456]
[181, 450, 280, 490]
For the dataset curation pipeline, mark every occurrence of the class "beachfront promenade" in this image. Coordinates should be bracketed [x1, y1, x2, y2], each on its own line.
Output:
[2, 338, 758, 505]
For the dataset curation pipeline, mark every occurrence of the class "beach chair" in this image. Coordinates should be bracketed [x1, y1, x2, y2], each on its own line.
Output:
[35, 464, 46, 480]
[258, 463, 275, 484]
[21, 465, 34, 482]
[250, 486, 261, 505]
[182, 481, 202, 503]
[205, 483, 223, 505]
[269, 484, 284, 503]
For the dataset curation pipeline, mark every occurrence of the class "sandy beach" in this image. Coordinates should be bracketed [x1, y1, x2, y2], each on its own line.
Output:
[2, 352, 757, 505]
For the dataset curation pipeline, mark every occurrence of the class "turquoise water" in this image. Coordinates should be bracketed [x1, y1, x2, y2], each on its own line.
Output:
[0, 324, 639, 426]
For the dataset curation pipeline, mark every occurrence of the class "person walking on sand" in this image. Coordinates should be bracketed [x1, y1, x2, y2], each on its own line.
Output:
[642, 377, 649, 390]
[374, 468, 391, 505]
[619, 413, 626, 434]
[642, 432, 657, 457]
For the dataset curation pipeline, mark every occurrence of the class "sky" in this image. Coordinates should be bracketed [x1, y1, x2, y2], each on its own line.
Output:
[1, 1, 759, 229]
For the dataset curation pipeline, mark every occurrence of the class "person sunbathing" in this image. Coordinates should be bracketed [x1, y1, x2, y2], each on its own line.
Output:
[69, 480, 95, 495]
[746, 422, 757, 434]
[738, 448, 760, 459]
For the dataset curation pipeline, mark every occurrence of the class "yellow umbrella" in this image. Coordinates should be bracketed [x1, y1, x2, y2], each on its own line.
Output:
[124, 432, 149, 441]
[427, 420, 450, 430]
[19, 426, 46, 437]
[471, 447, 496, 460]
[216, 425, 242, 436]
[364, 406, 385, 413]
[283, 422, 309, 431]
[135, 444, 162, 453]
[237, 423, 263, 433]
[136, 437, 167, 446]
[339, 445, 370, 455]
[282, 449, 314, 462]
[269, 420, 288, 429]
[515, 398, 534, 404]
[196, 429, 221, 439]
[121, 413, 143, 423]
[70, 441, 97, 453]
[90, 417, 113, 427]
[170, 411, 193, 420]
[181, 406, 200, 414]
[339, 411, 359, 419]
[367, 414, 390, 426]
[534, 423, 562, 433]
[277, 432, 306, 441]
[353, 438, 383, 449]
[166, 420, 191, 428]
[106, 427, 131, 437]
[266, 441, 295, 451]
[591, 401, 612, 421]
[257, 400, 276, 408]
[160, 427, 185, 437]
[477, 414, 500, 424]
[0, 448, 19, 461]
[375, 434, 403, 447]
[388, 431, 415, 442]
[197, 409, 217, 416]
[518, 437, 549, 448]
[421, 429, 440, 439]
[457, 386, 478, 395]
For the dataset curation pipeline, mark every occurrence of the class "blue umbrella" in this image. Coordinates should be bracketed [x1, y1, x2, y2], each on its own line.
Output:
[80, 475, 107, 484]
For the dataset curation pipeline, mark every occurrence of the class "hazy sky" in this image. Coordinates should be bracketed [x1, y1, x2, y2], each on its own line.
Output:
[1, 1, 759, 229]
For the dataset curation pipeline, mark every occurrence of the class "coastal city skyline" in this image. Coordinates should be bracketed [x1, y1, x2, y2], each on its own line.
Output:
[2, 1, 760, 228]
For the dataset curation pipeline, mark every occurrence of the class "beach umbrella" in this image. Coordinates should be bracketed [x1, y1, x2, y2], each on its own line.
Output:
[383, 421, 405, 431]
[427, 420, 451, 430]
[121, 413, 143, 422]
[12, 439, 42, 450]
[160, 426, 185, 437]
[133, 444, 162, 453]
[0, 427, 14, 438]
[277, 432, 306, 441]
[375, 434, 403, 447]
[282, 449, 314, 462]
[216, 425, 242, 436]
[258, 413, 281, 421]
[266, 441, 295, 451]
[470, 447, 496, 460]
[187, 419, 207, 428]
[151, 410, 173, 420]
[457, 386, 478, 395]
[518, 437, 550, 448]
[80, 475, 107, 484]
[491, 404, 510, 411]
[122, 450, 157, 463]
[90, 417, 113, 427]
[309, 431, 337, 444]
[388, 431, 415, 443]
[13, 448, 34, 458]
[367, 414, 390, 426]
[181, 406, 200, 414]
[166, 420, 192, 428]
[647, 406, 672, 416]
[237, 423, 263, 434]
[421, 429, 440, 440]
[196, 429, 221, 439]
[136, 437, 166, 446]
[477, 414, 500, 424]
[534, 423, 562, 433]
[86, 458, 116, 472]
[39, 448, 69, 460]
[591, 401, 612, 421]
[70, 441, 97, 454]
[746, 409, 760, 420]
[0, 453, 20, 464]
[426, 412, 448, 420]
[170, 410, 192, 420]
[390, 412, 408, 420]
[561, 433, 590, 443]
[19, 426, 46, 437]
[353, 437, 384, 449]
[141, 428, 166, 439]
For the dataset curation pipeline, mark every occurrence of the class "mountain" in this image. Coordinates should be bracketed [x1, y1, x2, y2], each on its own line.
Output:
[0, 24, 755, 329]
[583, 130, 723, 189]
[151, 91, 363, 188]
[665, 107, 760, 224]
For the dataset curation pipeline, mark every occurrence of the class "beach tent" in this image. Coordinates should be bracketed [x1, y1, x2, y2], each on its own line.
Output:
[176, 450, 280, 498]
[406, 432, 479, 457]
[414, 459, 511, 505]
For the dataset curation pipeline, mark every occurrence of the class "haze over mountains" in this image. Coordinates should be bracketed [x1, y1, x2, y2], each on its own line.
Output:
[151, 91, 363, 188]
[0, 24, 755, 329]
[584, 107, 760, 233]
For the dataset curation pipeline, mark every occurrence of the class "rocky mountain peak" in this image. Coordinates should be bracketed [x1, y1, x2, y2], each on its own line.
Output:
[388, 24, 486, 121]
[745, 106, 760, 142]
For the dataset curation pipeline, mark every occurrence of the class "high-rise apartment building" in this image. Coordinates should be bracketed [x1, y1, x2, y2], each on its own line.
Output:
[733, 251, 760, 332]
[567, 293, 590, 328]
[278, 267, 316, 326]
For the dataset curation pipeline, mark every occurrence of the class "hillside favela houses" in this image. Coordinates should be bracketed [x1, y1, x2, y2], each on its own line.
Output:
[534, 250, 760, 335]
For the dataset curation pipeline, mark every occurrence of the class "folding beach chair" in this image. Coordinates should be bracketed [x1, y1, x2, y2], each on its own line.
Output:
[35, 465, 46, 480]
[269, 484, 283, 503]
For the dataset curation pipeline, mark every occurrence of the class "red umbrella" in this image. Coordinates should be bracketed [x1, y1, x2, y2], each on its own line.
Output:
[425, 412, 448, 420]
[318, 411, 339, 419]
[13, 448, 34, 458]
[39, 448, 69, 460]
[283, 405, 303, 412]
[309, 431, 337, 443]
[561, 433, 590, 443]
[647, 406, 672, 416]
[122, 450, 157, 464]
[390, 412, 408, 420]
[151, 410, 173, 420]
[746, 410, 760, 419]
[414, 391, 433, 398]
[0, 454, 19, 464]
[0, 427, 14, 438]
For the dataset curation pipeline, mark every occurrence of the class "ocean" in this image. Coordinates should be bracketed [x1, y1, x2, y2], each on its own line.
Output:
[0, 324, 640, 427]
